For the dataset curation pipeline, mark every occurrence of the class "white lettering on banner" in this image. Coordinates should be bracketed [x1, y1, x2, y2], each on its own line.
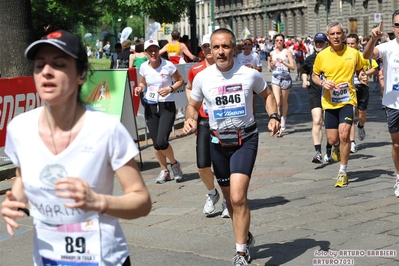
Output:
[0, 92, 42, 130]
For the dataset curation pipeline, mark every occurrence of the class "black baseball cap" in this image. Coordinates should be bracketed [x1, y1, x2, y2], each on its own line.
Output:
[25, 30, 88, 64]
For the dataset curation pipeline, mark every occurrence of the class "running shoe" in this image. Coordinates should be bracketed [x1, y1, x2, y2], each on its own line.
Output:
[394, 180, 399, 198]
[350, 141, 357, 153]
[331, 145, 340, 162]
[156, 170, 172, 184]
[176, 111, 185, 120]
[171, 161, 183, 181]
[358, 124, 366, 141]
[280, 117, 286, 131]
[312, 151, 323, 164]
[247, 231, 255, 248]
[203, 189, 220, 215]
[232, 250, 251, 266]
[221, 199, 230, 218]
[324, 154, 333, 163]
[335, 171, 348, 187]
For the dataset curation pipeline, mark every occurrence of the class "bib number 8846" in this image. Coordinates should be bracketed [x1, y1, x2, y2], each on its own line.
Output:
[65, 236, 86, 253]
[215, 94, 241, 106]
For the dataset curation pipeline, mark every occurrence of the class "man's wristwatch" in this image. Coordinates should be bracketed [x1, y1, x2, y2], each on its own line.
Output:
[269, 113, 281, 122]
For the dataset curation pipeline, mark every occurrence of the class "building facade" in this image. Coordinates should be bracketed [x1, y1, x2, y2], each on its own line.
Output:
[176, 0, 398, 40]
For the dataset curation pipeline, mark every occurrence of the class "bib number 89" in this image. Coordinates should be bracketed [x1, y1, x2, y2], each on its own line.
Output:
[65, 236, 86, 253]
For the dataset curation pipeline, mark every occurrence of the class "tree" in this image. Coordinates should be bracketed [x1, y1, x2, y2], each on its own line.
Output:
[132, 0, 193, 24]
[0, 0, 192, 77]
[0, 0, 34, 77]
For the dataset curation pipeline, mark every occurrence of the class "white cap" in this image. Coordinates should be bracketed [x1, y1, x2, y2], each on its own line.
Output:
[201, 34, 211, 46]
[144, 39, 159, 50]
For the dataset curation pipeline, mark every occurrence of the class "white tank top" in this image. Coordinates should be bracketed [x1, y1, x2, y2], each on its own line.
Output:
[271, 48, 289, 74]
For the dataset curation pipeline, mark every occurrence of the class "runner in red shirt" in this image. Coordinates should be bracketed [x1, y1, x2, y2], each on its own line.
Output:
[292, 37, 308, 81]
[186, 34, 230, 218]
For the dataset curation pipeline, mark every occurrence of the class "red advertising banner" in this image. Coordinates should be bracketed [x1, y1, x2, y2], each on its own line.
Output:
[128, 68, 141, 116]
[0, 76, 40, 147]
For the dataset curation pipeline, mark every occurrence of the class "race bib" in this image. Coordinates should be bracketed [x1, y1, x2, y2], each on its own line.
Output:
[392, 67, 399, 91]
[276, 62, 287, 73]
[36, 218, 101, 266]
[210, 84, 246, 120]
[144, 86, 159, 104]
[330, 82, 350, 103]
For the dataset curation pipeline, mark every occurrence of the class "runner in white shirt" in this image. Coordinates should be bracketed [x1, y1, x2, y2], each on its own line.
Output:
[183, 28, 280, 266]
[1, 30, 151, 266]
[363, 11, 399, 197]
[236, 38, 263, 117]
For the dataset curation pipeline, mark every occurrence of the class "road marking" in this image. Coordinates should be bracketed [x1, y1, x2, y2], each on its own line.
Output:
[0, 226, 30, 241]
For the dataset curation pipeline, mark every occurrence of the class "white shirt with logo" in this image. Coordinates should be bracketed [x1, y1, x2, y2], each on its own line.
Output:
[5, 107, 138, 266]
[378, 39, 399, 109]
[139, 58, 177, 103]
[191, 62, 266, 130]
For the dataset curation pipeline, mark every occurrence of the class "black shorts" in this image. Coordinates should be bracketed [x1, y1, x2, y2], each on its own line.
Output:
[210, 132, 258, 187]
[385, 107, 399, 134]
[295, 59, 305, 65]
[355, 84, 369, 111]
[196, 117, 212, 168]
[308, 97, 322, 110]
[324, 105, 354, 129]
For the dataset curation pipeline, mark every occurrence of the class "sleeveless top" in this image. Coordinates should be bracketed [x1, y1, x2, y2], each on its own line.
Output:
[166, 42, 185, 65]
[117, 49, 131, 69]
[133, 55, 147, 68]
[271, 48, 289, 74]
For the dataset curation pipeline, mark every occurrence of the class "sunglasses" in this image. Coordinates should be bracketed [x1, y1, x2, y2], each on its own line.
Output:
[244, 43, 252, 46]
[393, 22, 399, 28]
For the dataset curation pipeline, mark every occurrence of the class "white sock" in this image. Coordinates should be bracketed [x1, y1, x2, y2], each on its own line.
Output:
[236, 243, 247, 253]
[208, 188, 216, 195]
[339, 164, 347, 172]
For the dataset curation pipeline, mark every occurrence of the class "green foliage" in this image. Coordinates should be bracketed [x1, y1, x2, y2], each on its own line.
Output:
[30, 0, 192, 41]
[31, 0, 100, 39]
[132, 0, 193, 23]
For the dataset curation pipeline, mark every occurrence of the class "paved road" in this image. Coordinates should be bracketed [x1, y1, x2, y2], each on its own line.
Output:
[0, 67, 398, 266]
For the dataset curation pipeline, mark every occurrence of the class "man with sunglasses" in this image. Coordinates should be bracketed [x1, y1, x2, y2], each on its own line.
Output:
[363, 10, 399, 197]
[237, 38, 263, 117]
[301, 32, 332, 164]
[237, 38, 262, 72]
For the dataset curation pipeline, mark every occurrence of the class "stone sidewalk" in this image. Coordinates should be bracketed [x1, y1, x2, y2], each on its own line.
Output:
[0, 69, 398, 265]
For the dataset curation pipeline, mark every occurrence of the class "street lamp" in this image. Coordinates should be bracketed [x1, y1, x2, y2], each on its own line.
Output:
[326, 0, 329, 25]
[264, 0, 268, 36]
[231, 0, 234, 32]
[211, 0, 215, 32]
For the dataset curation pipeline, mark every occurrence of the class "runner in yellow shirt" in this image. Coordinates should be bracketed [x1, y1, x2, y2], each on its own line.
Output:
[312, 22, 367, 187]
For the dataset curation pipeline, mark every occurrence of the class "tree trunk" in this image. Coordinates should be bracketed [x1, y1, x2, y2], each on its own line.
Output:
[0, 0, 34, 77]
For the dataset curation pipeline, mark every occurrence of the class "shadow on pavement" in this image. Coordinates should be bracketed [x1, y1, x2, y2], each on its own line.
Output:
[176, 172, 199, 183]
[349, 168, 395, 183]
[249, 196, 290, 210]
[251, 238, 330, 266]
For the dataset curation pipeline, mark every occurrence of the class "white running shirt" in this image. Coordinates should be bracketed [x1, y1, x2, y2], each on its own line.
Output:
[5, 107, 138, 266]
[191, 62, 266, 130]
[377, 39, 399, 109]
